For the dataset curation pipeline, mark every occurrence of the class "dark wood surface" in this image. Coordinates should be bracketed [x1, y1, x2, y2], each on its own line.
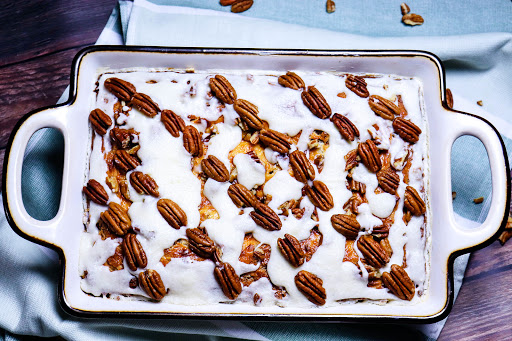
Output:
[1, 1, 511, 340]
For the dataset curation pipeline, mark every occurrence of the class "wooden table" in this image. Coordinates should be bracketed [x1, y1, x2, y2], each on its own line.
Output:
[1, 1, 511, 340]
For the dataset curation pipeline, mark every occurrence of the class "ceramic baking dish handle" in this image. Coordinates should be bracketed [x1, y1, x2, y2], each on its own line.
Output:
[4, 105, 70, 247]
[441, 110, 509, 252]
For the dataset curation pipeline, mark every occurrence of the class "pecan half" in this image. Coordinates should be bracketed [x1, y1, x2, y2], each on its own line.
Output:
[233, 99, 264, 131]
[183, 125, 203, 157]
[139, 269, 166, 301]
[98, 202, 131, 236]
[331, 113, 360, 142]
[377, 168, 400, 195]
[382, 264, 415, 301]
[304, 181, 334, 211]
[392, 117, 422, 144]
[404, 186, 426, 216]
[114, 150, 141, 173]
[358, 139, 381, 172]
[344, 149, 359, 171]
[122, 233, 148, 271]
[131, 93, 160, 117]
[372, 222, 390, 238]
[186, 227, 216, 259]
[446, 88, 454, 109]
[345, 75, 369, 98]
[402, 13, 424, 26]
[227, 183, 257, 208]
[250, 202, 282, 231]
[104, 77, 136, 102]
[89, 109, 112, 136]
[295, 270, 326, 306]
[129, 171, 159, 197]
[301, 86, 332, 119]
[277, 234, 305, 267]
[289, 150, 315, 183]
[278, 71, 305, 90]
[357, 235, 390, 268]
[368, 95, 400, 120]
[110, 128, 135, 149]
[201, 155, 229, 182]
[157, 198, 187, 229]
[83, 179, 108, 205]
[259, 129, 291, 154]
[331, 214, 361, 239]
[231, 0, 253, 13]
[161, 109, 185, 137]
[214, 262, 243, 300]
[209, 75, 237, 104]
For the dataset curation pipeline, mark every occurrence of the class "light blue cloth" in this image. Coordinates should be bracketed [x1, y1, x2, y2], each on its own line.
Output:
[2, 1, 512, 340]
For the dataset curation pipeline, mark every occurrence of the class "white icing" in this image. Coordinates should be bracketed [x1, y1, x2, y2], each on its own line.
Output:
[233, 153, 266, 189]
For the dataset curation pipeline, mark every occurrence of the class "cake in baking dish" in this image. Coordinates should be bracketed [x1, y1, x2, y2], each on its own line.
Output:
[80, 68, 430, 307]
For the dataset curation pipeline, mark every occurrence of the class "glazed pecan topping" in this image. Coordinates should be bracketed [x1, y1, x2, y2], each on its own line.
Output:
[345, 75, 369, 98]
[201, 155, 229, 182]
[110, 128, 135, 149]
[331, 113, 360, 142]
[372, 222, 390, 238]
[227, 183, 257, 208]
[250, 202, 282, 231]
[122, 233, 148, 271]
[104, 77, 136, 102]
[344, 149, 359, 171]
[295, 270, 326, 306]
[382, 264, 415, 301]
[304, 180, 334, 211]
[234, 99, 264, 131]
[83, 179, 108, 205]
[357, 235, 390, 269]
[131, 93, 160, 117]
[139, 269, 166, 301]
[182, 125, 203, 157]
[186, 227, 216, 259]
[368, 95, 400, 120]
[157, 198, 187, 229]
[214, 262, 243, 300]
[161, 109, 185, 137]
[357, 139, 381, 172]
[259, 129, 291, 154]
[377, 168, 400, 195]
[89, 109, 112, 136]
[98, 202, 131, 236]
[114, 150, 141, 173]
[392, 117, 422, 144]
[404, 186, 426, 216]
[209, 75, 237, 104]
[129, 171, 159, 197]
[231, 0, 253, 13]
[277, 234, 306, 267]
[301, 86, 332, 119]
[278, 71, 305, 90]
[289, 150, 315, 183]
[331, 214, 361, 239]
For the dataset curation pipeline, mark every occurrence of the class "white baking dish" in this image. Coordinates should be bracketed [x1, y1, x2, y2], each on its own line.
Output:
[3, 46, 510, 321]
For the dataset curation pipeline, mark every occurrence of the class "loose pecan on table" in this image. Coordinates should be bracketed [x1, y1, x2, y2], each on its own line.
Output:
[201, 155, 229, 182]
[209, 75, 237, 104]
[446, 88, 454, 109]
[83, 179, 108, 205]
[404, 186, 426, 216]
[250, 202, 282, 231]
[129, 171, 159, 197]
[131, 93, 160, 117]
[161, 109, 185, 137]
[114, 150, 141, 173]
[289, 150, 315, 183]
[89, 109, 112, 136]
[122, 233, 148, 271]
[231, 0, 253, 13]
[277, 234, 306, 267]
[377, 168, 400, 195]
[182, 125, 203, 157]
[382, 264, 415, 300]
[104, 77, 136, 102]
[345, 75, 369, 98]
[392, 117, 422, 144]
[331, 113, 360, 142]
[301, 86, 332, 119]
[304, 180, 334, 211]
[227, 183, 257, 208]
[214, 262, 243, 300]
[357, 139, 381, 172]
[278, 71, 305, 90]
[259, 129, 291, 154]
[331, 214, 361, 239]
[295, 270, 326, 306]
[139, 269, 167, 301]
[368, 95, 400, 120]
[98, 202, 131, 236]
[186, 227, 216, 259]
[157, 198, 187, 229]
[234, 99, 264, 131]
[357, 235, 390, 269]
